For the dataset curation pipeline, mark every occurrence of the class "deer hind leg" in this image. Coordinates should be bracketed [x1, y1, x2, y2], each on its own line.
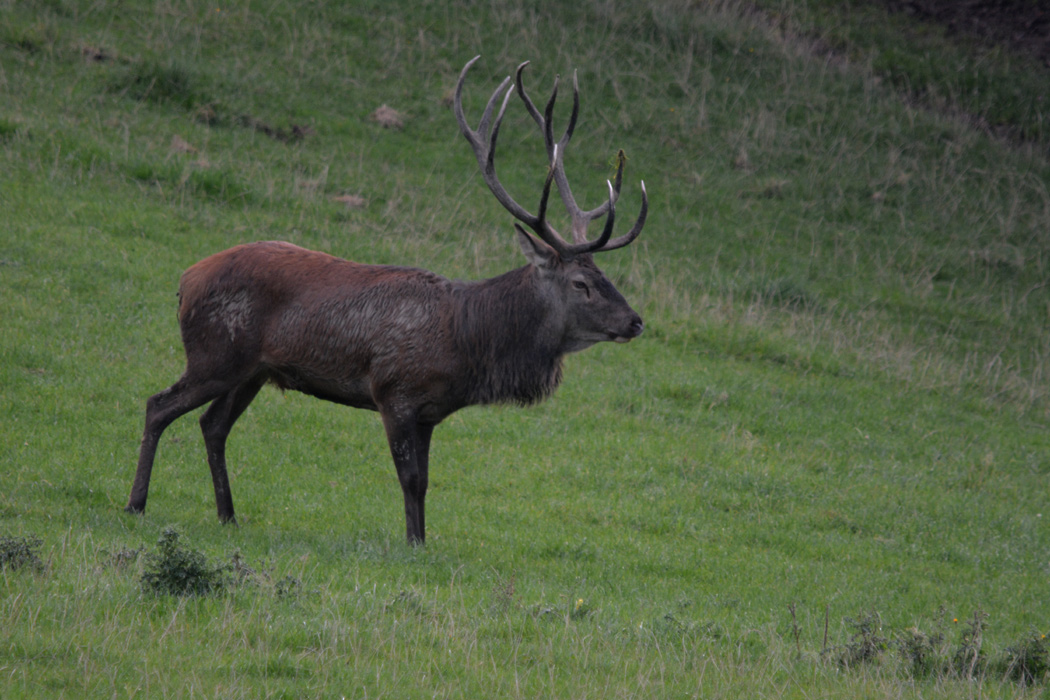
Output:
[381, 411, 434, 545]
[198, 374, 266, 524]
[126, 374, 237, 515]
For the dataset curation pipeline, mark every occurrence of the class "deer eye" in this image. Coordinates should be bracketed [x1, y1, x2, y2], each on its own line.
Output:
[572, 280, 589, 294]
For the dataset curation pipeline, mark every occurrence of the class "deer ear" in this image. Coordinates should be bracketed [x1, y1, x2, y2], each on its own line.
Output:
[515, 225, 559, 269]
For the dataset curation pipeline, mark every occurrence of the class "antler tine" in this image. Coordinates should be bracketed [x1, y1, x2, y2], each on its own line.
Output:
[515, 63, 580, 157]
[479, 77, 512, 145]
[455, 56, 542, 233]
[486, 81, 515, 170]
[542, 75, 559, 157]
[595, 181, 648, 252]
[515, 63, 627, 246]
[591, 180, 617, 251]
[560, 70, 580, 151]
[514, 62, 547, 148]
[453, 56, 484, 149]
[536, 144, 558, 229]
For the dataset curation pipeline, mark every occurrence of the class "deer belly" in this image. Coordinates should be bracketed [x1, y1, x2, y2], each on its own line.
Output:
[266, 366, 379, 410]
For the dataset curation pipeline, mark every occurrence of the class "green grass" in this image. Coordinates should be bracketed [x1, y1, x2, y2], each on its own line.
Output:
[2, 0, 1049, 697]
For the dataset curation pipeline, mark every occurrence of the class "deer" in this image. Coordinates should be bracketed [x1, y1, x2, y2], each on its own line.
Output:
[124, 56, 648, 545]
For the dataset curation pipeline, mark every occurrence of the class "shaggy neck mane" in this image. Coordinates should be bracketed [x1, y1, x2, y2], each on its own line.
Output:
[452, 266, 564, 406]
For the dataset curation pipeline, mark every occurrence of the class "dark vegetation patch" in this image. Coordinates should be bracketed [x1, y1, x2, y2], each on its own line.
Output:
[0, 535, 45, 572]
[1, 21, 57, 55]
[864, 0, 1050, 142]
[109, 59, 206, 110]
[998, 632, 1050, 685]
[835, 611, 890, 669]
[137, 528, 304, 599]
[763, 0, 1050, 145]
[139, 527, 231, 596]
[877, 0, 1050, 68]
[0, 118, 22, 141]
[811, 606, 1050, 684]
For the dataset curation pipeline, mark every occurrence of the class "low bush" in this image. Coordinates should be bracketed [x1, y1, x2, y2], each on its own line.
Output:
[139, 527, 230, 597]
[0, 535, 44, 572]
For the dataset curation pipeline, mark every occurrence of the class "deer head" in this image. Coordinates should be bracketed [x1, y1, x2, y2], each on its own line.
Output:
[454, 55, 648, 350]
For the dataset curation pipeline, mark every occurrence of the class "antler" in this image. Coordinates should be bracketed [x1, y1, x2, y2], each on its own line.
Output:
[454, 55, 647, 259]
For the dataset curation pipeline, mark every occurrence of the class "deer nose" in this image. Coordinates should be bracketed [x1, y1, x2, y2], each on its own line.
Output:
[613, 314, 644, 343]
[620, 311, 644, 338]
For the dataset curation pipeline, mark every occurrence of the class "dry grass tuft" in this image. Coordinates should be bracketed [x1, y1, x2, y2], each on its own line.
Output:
[169, 135, 197, 154]
[332, 194, 367, 208]
[370, 104, 405, 129]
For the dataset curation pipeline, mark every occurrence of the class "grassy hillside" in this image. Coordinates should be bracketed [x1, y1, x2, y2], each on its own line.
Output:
[2, 0, 1048, 697]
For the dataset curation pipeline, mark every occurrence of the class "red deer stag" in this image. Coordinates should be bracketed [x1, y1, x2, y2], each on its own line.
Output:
[125, 56, 648, 544]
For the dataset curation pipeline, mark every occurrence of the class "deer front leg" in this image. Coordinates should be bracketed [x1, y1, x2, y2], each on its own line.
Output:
[381, 411, 434, 545]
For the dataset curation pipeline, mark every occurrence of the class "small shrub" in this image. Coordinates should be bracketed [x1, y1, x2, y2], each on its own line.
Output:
[952, 610, 988, 680]
[274, 575, 303, 600]
[997, 633, 1050, 685]
[837, 612, 888, 668]
[140, 527, 229, 597]
[109, 547, 142, 569]
[0, 535, 44, 572]
[896, 626, 947, 678]
[109, 59, 207, 110]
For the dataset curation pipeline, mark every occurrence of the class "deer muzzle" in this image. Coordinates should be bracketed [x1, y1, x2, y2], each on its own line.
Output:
[613, 316, 644, 343]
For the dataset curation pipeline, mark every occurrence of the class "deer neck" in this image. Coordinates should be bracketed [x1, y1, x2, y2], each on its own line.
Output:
[452, 265, 564, 406]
